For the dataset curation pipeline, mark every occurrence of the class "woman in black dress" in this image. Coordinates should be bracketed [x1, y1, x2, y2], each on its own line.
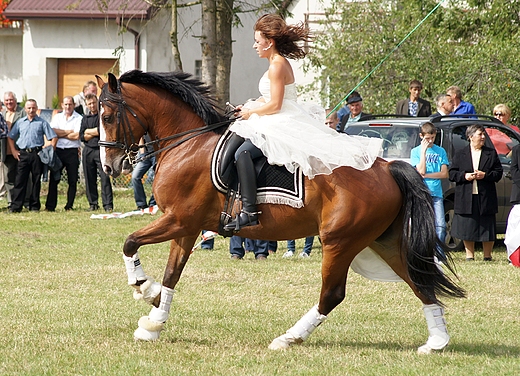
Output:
[449, 124, 503, 261]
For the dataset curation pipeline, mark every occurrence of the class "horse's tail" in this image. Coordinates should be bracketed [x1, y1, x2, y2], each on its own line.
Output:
[388, 160, 466, 305]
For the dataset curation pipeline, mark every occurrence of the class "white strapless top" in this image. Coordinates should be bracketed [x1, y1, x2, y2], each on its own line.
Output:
[258, 75, 297, 102]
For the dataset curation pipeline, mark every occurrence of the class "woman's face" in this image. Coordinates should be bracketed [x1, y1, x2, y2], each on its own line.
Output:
[253, 31, 271, 58]
[494, 109, 510, 125]
[469, 129, 486, 149]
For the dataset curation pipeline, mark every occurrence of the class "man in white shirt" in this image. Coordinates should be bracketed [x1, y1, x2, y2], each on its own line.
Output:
[45, 96, 83, 211]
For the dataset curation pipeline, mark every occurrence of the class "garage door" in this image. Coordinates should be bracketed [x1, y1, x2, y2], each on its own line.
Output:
[58, 59, 119, 100]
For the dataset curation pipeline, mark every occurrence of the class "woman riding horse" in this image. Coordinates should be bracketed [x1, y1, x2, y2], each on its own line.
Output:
[224, 14, 382, 231]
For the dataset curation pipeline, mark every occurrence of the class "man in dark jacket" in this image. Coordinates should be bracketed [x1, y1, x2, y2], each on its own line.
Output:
[395, 80, 432, 117]
[337, 91, 372, 133]
[79, 94, 113, 212]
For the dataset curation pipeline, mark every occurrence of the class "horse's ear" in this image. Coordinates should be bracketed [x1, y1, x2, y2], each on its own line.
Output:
[107, 73, 118, 93]
[95, 75, 105, 90]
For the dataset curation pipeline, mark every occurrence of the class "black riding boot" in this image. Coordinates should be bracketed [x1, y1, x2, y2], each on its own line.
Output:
[224, 150, 259, 231]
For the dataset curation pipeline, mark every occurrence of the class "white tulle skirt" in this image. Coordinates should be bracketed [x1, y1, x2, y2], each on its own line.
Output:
[229, 100, 383, 179]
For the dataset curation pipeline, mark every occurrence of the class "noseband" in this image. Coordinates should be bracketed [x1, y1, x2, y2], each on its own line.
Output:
[98, 79, 234, 165]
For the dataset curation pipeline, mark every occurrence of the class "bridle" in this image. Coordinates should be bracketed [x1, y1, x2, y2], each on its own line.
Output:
[98, 79, 235, 165]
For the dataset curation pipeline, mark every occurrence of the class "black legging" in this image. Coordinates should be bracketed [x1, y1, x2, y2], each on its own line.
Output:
[234, 139, 263, 161]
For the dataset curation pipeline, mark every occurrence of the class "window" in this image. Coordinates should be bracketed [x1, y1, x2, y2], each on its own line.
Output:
[194, 60, 202, 80]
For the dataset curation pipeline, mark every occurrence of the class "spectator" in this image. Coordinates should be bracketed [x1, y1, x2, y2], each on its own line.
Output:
[73, 81, 98, 115]
[395, 80, 432, 117]
[201, 230, 215, 250]
[505, 144, 520, 267]
[268, 241, 277, 255]
[79, 94, 113, 212]
[449, 124, 503, 261]
[283, 237, 315, 258]
[45, 96, 82, 211]
[230, 236, 269, 260]
[130, 135, 156, 210]
[492, 104, 519, 132]
[446, 86, 476, 115]
[431, 94, 454, 118]
[337, 91, 370, 133]
[7, 99, 57, 212]
[410, 122, 449, 262]
[325, 109, 339, 130]
[1, 91, 26, 207]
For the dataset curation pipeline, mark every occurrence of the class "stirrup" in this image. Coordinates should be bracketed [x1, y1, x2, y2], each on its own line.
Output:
[224, 209, 261, 231]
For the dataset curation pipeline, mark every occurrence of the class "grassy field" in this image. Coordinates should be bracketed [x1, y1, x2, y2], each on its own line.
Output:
[1, 190, 519, 375]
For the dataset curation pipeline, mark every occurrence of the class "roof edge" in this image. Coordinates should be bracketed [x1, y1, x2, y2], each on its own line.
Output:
[3, 11, 152, 20]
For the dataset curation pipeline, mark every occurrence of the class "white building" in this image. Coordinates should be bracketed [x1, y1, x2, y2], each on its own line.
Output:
[1, 0, 330, 108]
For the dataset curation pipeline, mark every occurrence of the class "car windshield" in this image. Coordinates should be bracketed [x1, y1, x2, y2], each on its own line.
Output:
[345, 124, 419, 160]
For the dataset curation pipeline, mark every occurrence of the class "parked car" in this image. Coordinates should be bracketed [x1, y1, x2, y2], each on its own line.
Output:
[345, 114, 520, 251]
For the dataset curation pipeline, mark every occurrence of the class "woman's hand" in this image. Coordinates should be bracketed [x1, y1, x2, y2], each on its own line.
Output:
[238, 107, 252, 120]
[465, 172, 477, 181]
[473, 170, 486, 180]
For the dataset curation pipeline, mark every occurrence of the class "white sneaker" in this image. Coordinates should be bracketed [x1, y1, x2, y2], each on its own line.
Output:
[299, 252, 310, 258]
[282, 251, 294, 258]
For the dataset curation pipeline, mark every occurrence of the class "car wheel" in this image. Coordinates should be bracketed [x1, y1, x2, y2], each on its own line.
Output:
[444, 200, 464, 251]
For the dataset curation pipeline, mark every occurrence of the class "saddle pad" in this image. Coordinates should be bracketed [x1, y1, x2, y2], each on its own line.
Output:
[211, 130, 305, 208]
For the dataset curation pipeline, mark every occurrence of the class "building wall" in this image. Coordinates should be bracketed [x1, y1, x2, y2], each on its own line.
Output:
[143, 7, 266, 103]
[0, 28, 24, 102]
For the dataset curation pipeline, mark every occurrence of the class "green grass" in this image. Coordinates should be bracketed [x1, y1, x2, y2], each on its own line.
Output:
[1, 190, 519, 375]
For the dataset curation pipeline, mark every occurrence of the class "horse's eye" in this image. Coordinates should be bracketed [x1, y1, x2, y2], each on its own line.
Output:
[103, 115, 113, 123]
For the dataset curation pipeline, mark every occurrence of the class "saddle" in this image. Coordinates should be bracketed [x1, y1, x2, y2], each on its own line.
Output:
[211, 130, 305, 236]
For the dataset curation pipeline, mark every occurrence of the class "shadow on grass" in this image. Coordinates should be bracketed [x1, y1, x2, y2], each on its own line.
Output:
[309, 339, 520, 356]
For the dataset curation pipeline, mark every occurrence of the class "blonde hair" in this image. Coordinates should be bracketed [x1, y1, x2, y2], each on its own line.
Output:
[493, 104, 511, 117]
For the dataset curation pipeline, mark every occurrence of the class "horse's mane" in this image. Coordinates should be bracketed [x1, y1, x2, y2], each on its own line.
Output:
[119, 70, 227, 130]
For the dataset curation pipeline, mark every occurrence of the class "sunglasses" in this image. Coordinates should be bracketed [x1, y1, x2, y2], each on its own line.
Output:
[494, 112, 505, 116]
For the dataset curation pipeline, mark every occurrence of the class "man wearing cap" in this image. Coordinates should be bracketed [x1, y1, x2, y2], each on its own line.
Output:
[337, 91, 371, 133]
[396, 80, 432, 117]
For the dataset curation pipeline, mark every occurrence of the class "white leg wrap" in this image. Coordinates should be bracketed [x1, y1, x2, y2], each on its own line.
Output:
[417, 303, 450, 354]
[268, 305, 327, 350]
[123, 253, 147, 285]
[133, 286, 175, 342]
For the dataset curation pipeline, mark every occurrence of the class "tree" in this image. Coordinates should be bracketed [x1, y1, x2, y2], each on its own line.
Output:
[307, 0, 520, 123]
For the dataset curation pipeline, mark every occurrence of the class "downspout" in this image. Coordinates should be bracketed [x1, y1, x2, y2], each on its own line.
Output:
[116, 17, 140, 69]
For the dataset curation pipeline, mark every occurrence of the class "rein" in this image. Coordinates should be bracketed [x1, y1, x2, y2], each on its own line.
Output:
[99, 80, 235, 165]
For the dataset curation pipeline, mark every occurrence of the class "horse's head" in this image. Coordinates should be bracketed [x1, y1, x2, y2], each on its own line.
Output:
[96, 73, 145, 177]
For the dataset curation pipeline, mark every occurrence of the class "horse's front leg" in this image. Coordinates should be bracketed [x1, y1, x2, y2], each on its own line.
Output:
[122, 213, 197, 304]
[133, 235, 197, 341]
[269, 243, 351, 350]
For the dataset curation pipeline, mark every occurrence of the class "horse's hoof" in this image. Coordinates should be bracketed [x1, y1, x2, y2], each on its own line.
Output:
[426, 332, 450, 350]
[417, 333, 449, 354]
[417, 344, 433, 354]
[134, 326, 161, 341]
[132, 278, 161, 304]
[268, 335, 292, 350]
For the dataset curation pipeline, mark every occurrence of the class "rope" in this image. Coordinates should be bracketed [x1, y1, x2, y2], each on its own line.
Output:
[327, 0, 446, 117]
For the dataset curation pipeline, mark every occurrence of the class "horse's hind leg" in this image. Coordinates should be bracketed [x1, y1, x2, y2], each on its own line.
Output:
[370, 238, 450, 354]
[269, 243, 351, 350]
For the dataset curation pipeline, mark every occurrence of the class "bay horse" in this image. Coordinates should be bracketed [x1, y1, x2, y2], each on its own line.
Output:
[96, 70, 465, 354]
